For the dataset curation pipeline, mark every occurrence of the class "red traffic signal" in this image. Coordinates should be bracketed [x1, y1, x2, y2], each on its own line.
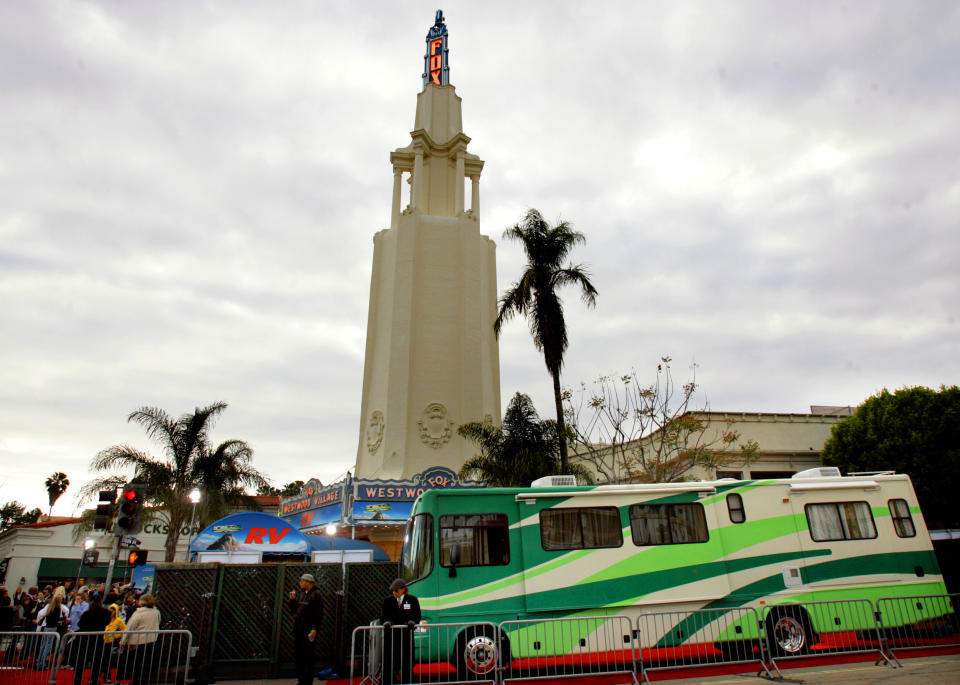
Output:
[114, 483, 146, 536]
[127, 549, 148, 566]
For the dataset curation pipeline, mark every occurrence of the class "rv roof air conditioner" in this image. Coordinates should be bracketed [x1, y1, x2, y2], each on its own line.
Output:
[531, 475, 578, 488]
[791, 467, 842, 479]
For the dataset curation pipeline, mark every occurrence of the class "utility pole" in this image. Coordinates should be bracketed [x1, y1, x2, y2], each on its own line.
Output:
[103, 534, 121, 590]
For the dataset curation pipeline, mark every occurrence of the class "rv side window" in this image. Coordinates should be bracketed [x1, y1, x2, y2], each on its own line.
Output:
[888, 499, 916, 538]
[540, 507, 623, 550]
[805, 501, 877, 542]
[439, 513, 509, 567]
[726, 494, 746, 523]
[629, 503, 709, 546]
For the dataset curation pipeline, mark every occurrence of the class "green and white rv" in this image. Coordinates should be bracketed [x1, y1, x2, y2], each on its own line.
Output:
[398, 468, 946, 672]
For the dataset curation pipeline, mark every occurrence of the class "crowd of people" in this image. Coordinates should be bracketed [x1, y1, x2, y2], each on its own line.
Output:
[0, 580, 161, 684]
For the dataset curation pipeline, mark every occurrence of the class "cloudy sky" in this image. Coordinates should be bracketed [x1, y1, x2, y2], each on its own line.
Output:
[2, 1, 958, 515]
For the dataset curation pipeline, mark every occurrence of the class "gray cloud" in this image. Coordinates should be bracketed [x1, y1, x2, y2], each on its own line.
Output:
[1, 1, 958, 513]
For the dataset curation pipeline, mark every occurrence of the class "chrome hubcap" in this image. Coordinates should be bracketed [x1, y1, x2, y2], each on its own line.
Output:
[463, 635, 497, 673]
[773, 615, 805, 653]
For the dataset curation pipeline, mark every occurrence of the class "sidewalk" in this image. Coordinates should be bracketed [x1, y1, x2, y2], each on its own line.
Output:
[214, 653, 960, 685]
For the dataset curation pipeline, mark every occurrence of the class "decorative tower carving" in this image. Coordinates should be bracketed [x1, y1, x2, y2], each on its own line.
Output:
[354, 13, 501, 479]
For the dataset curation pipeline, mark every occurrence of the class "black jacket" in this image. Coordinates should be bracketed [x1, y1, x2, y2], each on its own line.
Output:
[379, 592, 422, 628]
[78, 605, 112, 633]
[288, 587, 324, 634]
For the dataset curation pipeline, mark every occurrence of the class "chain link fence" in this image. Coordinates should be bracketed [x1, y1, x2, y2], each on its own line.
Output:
[151, 560, 397, 680]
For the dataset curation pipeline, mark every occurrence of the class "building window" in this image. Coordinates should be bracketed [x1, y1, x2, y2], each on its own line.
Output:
[439, 513, 509, 566]
[716, 470, 743, 480]
[805, 502, 877, 542]
[749, 471, 797, 480]
[726, 493, 746, 523]
[888, 499, 916, 538]
[540, 507, 623, 550]
[629, 503, 709, 546]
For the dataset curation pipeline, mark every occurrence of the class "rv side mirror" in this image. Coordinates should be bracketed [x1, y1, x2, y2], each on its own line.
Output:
[448, 545, 460, 578]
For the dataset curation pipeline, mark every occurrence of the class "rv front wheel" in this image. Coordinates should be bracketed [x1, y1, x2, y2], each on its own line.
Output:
[454, 627, 509, 679]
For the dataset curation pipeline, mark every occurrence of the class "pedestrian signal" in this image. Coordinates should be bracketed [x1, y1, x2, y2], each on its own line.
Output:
[82, 549, 99, 566]
[127, 549, 148, 566]
[114, 483, 146, 536]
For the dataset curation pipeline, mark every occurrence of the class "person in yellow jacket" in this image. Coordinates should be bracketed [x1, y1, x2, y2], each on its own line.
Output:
[99, 604, 126, 684]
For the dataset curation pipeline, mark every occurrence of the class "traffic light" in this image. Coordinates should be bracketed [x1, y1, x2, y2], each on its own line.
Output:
[127, 549, 148, 566]
[114, 483, 146, 536]
[94, 490, 117, 531]
[82, 549, 99, 566]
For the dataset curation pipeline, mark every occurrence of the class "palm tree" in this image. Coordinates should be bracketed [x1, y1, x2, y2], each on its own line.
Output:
[81, 402, 269, 561]
[458, 393, 593, 487]
[44, 472, 70, 516]
[495, 209, 598, 470]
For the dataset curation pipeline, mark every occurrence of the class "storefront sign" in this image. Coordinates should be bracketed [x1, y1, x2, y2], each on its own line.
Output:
[192, 512, 311, 555]
[422, 10, 449, 87]
[280, 467, 478, 530]
[279, 478, 344, 516]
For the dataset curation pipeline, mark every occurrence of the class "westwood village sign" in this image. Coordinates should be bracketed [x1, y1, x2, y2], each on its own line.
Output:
[279, 467, 477, 534]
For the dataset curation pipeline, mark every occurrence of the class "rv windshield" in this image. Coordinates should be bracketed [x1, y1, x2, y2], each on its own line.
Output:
[400, 513, 434, 583]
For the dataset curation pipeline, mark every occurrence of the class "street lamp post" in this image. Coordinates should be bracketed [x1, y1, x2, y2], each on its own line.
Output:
[76, 538, 95, 587]
[184, 489, 202, 562]
[325, 523, 337, 550]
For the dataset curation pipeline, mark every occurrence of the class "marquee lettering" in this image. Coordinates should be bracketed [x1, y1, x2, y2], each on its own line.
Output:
[423, 11, 449, 87]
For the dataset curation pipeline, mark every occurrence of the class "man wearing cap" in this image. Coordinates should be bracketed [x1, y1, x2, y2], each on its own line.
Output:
[288, 573, 324, 685]
[379, 579, 421, 685]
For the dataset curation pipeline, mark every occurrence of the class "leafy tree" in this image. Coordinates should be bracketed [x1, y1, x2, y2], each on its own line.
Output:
[822, 386, 960, 528]
[565, 357, 759, 483]
[458, 392, 593, 487]
[257, 480, 306, 497]
[80, 402, 269, 561]
[0, 501, 42, 532]
[495, 209, 598, 471]
[44, 472, 69, 515]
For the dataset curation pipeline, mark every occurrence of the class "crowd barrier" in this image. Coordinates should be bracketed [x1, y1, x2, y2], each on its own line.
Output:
[0, 630, 62, 685]
[0, 629, 191, 685]
[350, 621, 501, 684]
[876, 593, 960, 663]
[499, 615, 638, 684]
[637, 606, 773, 682]
[759, 598, 892, 671]
[346, 596, 960, 683]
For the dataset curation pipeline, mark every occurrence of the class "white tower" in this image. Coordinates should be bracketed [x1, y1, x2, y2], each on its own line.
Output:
[354, 13, 501, 480]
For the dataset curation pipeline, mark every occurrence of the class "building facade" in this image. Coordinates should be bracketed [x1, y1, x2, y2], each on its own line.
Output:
[572, 408, 851, 484]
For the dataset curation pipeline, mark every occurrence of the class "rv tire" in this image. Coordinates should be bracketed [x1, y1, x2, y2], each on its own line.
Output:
[765, 606, 814, 657]
[454, 626, 510, 680]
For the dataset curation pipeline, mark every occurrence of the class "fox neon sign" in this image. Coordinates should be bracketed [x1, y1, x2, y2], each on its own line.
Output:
[422, 10, 449, 87]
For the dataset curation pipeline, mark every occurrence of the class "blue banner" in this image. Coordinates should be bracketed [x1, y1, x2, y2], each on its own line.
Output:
[191, 512, 311, 554]
[351, 500, 414, 522]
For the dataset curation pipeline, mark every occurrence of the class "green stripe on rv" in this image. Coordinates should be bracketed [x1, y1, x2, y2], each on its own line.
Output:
[659, 550, 944, 646]
[418, 549, 593, 609]
[584, 513, 804, 585]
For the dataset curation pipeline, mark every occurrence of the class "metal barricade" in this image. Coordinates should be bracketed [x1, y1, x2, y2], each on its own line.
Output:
[875, 593, 960, 663]
[56, 630, 193, 685]
[758, 599, 891, 670]
[498, 615, 637, 685]
[0, 630, 61, 685]
[636, 607, 772, 682]
[350, 621, 501, 684]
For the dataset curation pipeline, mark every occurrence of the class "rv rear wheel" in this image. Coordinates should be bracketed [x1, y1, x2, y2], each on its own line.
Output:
[454, 626, 510, 679]
[765, 607, 813, 657]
